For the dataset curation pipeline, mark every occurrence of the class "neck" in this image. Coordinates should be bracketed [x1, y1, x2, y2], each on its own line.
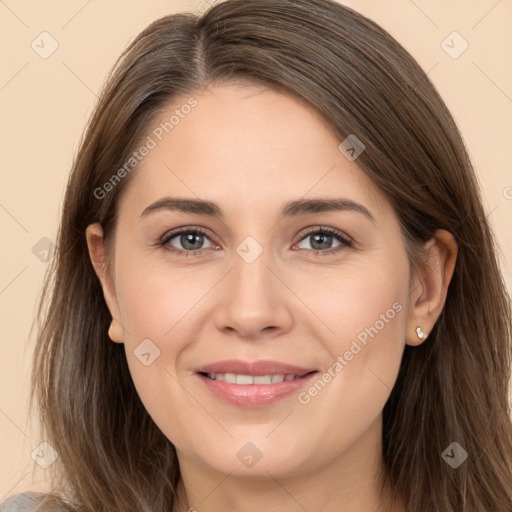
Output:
[171, 415, 405, 512]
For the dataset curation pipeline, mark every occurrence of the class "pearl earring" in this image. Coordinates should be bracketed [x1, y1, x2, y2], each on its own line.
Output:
[416, 326, 426, 339]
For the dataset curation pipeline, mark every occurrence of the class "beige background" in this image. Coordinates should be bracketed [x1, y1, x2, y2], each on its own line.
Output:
[1, 0, 511, 498]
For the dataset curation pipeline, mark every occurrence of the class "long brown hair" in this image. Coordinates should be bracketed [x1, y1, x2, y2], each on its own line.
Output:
[27, 0, 512, 510]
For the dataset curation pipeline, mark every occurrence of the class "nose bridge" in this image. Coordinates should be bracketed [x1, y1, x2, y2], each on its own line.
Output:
[213, 237, 293, 338]
[233, 242, 274, 300]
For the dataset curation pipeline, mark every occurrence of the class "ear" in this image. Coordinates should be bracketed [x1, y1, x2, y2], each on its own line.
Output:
[85, 223, 124, 344]
[406, 229, 458, 346]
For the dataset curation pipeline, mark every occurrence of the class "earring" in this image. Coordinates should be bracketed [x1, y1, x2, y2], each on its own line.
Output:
[416, 326, 426, 340]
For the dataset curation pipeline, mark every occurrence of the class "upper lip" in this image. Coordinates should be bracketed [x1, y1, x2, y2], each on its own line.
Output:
[195, 359, 316, 377]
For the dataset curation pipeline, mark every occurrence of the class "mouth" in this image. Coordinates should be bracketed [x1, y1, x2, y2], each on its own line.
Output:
[199, 372, 311, 384]
[194, 360, 318, 408]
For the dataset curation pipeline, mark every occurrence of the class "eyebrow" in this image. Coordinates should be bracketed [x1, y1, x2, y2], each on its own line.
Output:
[140, 197, 375, 223]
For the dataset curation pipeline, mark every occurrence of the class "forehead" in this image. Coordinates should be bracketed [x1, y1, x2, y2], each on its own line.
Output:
[118, 83, 390, 222]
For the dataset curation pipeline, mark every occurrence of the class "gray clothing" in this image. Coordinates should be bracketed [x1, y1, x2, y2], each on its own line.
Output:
[0, 492, 73, 511]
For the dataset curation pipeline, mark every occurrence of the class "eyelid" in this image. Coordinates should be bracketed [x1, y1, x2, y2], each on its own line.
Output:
[159, 226, 217, 249]
[296, 226, 352, 244]
[160, 225, 210, 242]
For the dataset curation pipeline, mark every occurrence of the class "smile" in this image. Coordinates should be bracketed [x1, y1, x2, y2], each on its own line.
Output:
[203, 373, 303, 384]
[194, 360, 318, 407]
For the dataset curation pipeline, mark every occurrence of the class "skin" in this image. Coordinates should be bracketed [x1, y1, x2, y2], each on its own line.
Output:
[86, 83, 457, 512]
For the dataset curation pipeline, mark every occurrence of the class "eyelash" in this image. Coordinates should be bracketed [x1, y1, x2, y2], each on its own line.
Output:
[158, 226, 353, 258]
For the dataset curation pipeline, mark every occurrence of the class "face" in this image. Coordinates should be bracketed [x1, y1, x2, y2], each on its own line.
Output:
[90, 83, 415, 478]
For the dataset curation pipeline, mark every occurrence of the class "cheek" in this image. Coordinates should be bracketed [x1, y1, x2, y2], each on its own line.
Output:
[114, 259, 207, 447]
[113, 248, 209, 350]
[301, 249, 409, 358]
[111, 253, 220, 440]
[292, 253, 409, 454]
[337, 258, 408, 386]
[329, 274, 407, 356]
[123, 359, 205, 456]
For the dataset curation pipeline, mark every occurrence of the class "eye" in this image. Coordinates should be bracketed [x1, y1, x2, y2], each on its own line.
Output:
[158, 226, 352, 257]
[294, 227, 352, 255]
[159, 227, 216, 256]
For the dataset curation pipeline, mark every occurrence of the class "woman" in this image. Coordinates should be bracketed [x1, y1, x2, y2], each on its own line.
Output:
[2, 0, 511, 510]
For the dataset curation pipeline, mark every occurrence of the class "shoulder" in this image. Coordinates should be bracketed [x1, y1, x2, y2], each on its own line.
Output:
[0, 492, 75, 511]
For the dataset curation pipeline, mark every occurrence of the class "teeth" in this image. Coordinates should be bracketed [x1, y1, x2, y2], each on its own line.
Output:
[236, 374, 253, 385]
[206, 373, 299, 384]
[254, 375, 272, 384]
[224, 373, 236, 384]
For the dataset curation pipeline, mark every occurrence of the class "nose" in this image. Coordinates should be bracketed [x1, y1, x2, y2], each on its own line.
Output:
[213, 250, 294, 341]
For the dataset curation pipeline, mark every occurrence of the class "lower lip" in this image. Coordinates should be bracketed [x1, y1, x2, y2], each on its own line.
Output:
[197, 372, 318, 408]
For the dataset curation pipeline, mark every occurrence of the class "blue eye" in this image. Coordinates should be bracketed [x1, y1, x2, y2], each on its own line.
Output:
[159, 226, 352, 257]
[160, 227, 214, 256]
[296, 228, 352, 255]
